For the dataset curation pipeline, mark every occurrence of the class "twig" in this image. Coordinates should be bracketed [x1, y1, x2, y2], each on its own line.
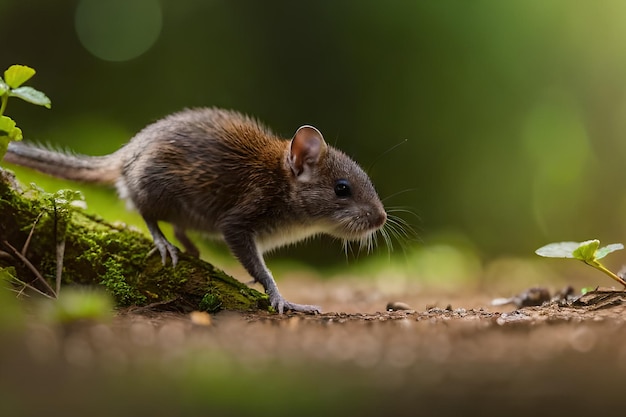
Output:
[2, 240, 56, 298]
[0, 250, 13, 261]
[8, 276, 54, 299]
[22, 211, 45, 256]
[12, 285, 28, 298]
[56, 237, 65, 295]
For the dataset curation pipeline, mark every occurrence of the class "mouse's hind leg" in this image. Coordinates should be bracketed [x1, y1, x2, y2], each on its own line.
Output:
[144, 219, 180, 266]
[174, 225, 200, 258]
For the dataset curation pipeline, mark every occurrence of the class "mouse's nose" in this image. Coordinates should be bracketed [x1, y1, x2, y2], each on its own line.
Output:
[367, 208, 387, 229]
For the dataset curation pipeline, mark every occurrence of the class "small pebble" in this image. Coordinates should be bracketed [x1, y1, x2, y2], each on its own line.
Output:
[386, 301, 413, 311]
[189, 311, 212, 326]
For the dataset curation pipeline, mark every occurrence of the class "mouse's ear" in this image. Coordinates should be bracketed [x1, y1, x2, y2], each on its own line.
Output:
[288, 125, 327, 181]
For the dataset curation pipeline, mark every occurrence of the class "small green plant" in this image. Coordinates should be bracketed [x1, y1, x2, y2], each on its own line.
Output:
[0, 64, 51, 160]
[535, 239, 626, 287]
[39, 288, 114, 324]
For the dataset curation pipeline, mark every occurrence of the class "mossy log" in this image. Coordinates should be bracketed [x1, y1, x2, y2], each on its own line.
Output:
[0, 169, 269, 312]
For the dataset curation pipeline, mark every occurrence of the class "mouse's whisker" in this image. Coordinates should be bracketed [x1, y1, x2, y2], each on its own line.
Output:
[363, 233, 374, 254]
[386, 218, 409, 241]
[385, 207, 421, 222]
[381, 213, 419, 255]
[381, 188, 419, 204]
[378, 225, 394, 254]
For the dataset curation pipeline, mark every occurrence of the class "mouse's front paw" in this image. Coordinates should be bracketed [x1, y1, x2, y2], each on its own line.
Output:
[285, 301, 322, 315]
[269, 293, 320, 314]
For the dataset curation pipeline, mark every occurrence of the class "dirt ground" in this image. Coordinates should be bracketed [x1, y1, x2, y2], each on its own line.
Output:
[2, 278, 626, 417]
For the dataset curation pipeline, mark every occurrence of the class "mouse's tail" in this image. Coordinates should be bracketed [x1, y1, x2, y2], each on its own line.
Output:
[3, 141, 121, 185]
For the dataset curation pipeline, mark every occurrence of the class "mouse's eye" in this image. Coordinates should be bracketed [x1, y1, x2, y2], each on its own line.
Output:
[334, 179, 352, 198]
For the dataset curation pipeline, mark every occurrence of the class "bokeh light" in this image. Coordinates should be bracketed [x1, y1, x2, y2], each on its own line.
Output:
[75, 0, 162, 62]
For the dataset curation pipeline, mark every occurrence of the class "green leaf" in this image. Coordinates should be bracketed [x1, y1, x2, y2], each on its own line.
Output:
[572, 239, 600, 262]
[0, 115, 22, 141]
[536, 239, 624, 262]
[10, 86, 51, 108]
[11, 125, 22, 141]
[535, 241, 581, 258]
[0, 115, 20, 160]
[595, 243, 624, 260]
[4, 65, 35, 89]
[51, 189, 87, 212]
[55, 189, 86, 204]
[0, 117, 10, 136]
[0, 77, 8, 96]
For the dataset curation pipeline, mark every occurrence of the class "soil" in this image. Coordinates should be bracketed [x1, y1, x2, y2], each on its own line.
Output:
[2, 278, 626, 417]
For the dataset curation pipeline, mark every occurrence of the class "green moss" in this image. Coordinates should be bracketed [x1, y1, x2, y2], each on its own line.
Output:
[100, 257, 147, 306]
[199, 291, 222, 313]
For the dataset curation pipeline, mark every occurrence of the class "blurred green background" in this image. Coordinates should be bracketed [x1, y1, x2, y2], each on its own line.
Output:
[3, 0, 626, 277]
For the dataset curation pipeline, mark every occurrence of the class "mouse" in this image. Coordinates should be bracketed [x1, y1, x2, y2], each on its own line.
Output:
[4, 107, 387, 313]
